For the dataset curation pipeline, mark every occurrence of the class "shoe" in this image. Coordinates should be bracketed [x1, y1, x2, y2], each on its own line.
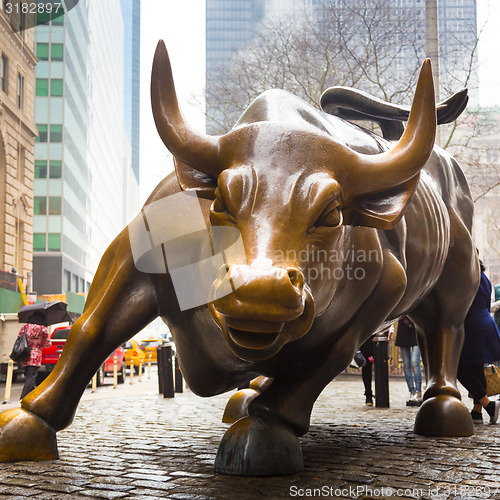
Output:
[414, 391, 423, 406]
[486, 401, 500, 424]
[406, 392, 415, 406]
[471, 410, 483, 425]
[407, 391, 422, 407]
[365, 395, 373, 406]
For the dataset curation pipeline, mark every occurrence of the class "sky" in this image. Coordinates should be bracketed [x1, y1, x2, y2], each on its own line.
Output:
[139, 0, 500, 204]
[139, 1, 205, 204]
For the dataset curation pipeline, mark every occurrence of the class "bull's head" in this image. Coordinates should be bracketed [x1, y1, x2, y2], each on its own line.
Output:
[151, 41, 436, 362]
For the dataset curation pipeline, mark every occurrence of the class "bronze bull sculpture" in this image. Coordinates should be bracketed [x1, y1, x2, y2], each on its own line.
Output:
[0, 41, 479, 475]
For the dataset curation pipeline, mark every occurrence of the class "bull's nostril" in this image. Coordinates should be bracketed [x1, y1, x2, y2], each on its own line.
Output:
[287, 268, 304, 291]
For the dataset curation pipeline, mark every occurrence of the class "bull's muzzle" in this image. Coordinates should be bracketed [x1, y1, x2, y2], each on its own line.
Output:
[209, 264, 315, 361]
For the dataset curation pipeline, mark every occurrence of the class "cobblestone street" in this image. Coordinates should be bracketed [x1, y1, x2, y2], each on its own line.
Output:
[1, 370, 499, 499]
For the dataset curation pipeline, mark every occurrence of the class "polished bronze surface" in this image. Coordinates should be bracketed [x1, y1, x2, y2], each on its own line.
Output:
[0, 40, 478, 475]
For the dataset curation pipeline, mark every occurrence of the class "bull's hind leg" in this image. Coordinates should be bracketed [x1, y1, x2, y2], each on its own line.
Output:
[0, 229, 158, 462]
[412, 211, 479, 437]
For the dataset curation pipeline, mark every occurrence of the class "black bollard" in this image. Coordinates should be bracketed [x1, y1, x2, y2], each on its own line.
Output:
[157, 345, 174, 398]
[373, 335, 390, 408]
[174, 355, 183, 393]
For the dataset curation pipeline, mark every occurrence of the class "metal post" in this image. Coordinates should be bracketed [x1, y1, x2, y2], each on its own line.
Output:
[113, 354, 118, 388]
[129, 358, 134, 384]
[158, 345, 174, 398]
[174, 355, 183, 393]
[138, 358, 143, 382]
[91, 372, 97, 393]
[374, 336, 390, 408]
[158, 347, 164, 394]
[147, 353, 152, 379]
[3, 358, 14, 404]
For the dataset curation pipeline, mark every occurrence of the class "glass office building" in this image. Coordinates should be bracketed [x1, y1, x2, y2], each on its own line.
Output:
[206, 0, 265, 132]
[121, 0, 141, 184]
[33, 1, 137, 295]
[206, 0, 478, 130]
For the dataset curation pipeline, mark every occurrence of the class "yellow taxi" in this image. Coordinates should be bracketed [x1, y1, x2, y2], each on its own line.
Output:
[139, 338, 163, 363]
[123, 339, 146, 373]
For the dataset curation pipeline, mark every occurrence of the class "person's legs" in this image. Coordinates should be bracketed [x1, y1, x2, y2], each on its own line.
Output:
[400, 346, 415, 392]
[21, 366, 39, 399]
[360, 338, 374, 404]
[410, 345, 422, 393]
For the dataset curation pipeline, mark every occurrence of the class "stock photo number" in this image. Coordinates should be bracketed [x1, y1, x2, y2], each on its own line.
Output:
[4, 2, 63, 15]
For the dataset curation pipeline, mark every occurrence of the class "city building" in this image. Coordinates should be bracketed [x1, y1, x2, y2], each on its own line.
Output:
[0, 6, 37, 290]
[205, 0, 265, 132]
[205, 0, 479, 129]
[32, 1, 138, 296]
[121, 0, 140, 185]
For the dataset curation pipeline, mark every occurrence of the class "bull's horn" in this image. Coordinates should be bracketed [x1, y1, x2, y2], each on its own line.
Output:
[151, 40, 221, 177]
[352, 59, 436, 195]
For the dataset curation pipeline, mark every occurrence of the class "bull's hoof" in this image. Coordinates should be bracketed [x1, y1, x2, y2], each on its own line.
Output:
[414, 395, 474, 437]
[215, 416, 303, 475]
[0, 408, 58, 462]
[222, 389, 259, 424]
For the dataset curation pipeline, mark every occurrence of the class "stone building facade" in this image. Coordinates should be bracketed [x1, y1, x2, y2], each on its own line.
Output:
[0, 8, 37, 284]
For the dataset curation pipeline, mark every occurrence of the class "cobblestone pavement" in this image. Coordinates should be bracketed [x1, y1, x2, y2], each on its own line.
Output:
[1, 370, 500, 499]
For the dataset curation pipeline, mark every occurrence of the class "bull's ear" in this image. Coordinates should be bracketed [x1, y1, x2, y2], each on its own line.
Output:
[174, 158, 217, 200]
[345, 174, 420, 230]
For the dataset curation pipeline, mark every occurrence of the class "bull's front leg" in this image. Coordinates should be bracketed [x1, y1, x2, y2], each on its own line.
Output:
[215, 251, 406, 475]
[0, 229, 158, 462]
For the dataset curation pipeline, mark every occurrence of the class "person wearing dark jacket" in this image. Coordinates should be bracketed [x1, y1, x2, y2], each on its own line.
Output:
[458, 263, 500, 425]
[395, 316, 422, 406]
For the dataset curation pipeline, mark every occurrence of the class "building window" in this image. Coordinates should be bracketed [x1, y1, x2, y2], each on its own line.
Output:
[36, 43, 49, 61]
[35, 160, 48, 178]
[51, 43, 64, 61]
[51, 12, 64, 26]
[50, 78, 63, 96]
[14, 220, 24, 272]
[50, 124, 62, 142]
[1, 54, 7, 93]
[36, 124, 48, 142]
[64, 270, 71, 292]
[36, 78, 49, 96]
[34, 196, 47, 215]
[48, 196, 61, 215]
[16, 144, 25, 182]
[33, 233, 46, 252]
[48, 233, 61, 252]
[49, 160, 62, 178]
[36, 11, 50, 25]
[17, 73, 24, 108]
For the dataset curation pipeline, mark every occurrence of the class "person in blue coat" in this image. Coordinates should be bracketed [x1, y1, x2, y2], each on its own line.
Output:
[458, 262, 500, 425]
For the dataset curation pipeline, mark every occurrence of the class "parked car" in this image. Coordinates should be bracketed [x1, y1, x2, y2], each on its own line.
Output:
[123, 339, 146, 373]
[139, 338, 163, 363]
[38, 326, 126, 385]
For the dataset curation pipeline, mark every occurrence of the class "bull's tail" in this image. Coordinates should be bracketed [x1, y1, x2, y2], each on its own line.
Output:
[320, 87, 468, 140]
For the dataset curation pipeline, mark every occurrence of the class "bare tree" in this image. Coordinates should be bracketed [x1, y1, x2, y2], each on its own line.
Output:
[206, 0, 424, 133]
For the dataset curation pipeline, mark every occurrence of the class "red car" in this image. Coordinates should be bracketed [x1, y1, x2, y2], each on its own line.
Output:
[38, 326, 126, 385]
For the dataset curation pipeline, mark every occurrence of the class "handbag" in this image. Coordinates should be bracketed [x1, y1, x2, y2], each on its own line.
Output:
[10, 329, 31, 363]
[484, 364, 500, 396]
[350, 350, 367, 369]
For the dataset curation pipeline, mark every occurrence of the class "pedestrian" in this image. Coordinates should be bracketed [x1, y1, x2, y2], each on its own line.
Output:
[359, 334, 375, 406]
[458, 262, 500, 425]
[395, 316, 422, 406]
[359, 325, 394, 406]
[17, 323, 51, 399]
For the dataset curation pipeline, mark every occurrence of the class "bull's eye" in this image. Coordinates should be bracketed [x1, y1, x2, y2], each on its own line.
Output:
[309, 202, 342, 233]
[210, 189, 236, 224]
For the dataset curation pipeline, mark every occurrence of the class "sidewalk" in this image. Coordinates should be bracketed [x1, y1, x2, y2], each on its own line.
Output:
[0, 369, 499, 499]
